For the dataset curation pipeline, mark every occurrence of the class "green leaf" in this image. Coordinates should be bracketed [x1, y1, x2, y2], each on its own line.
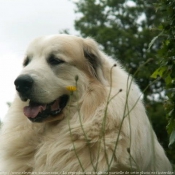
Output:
[165, 39, 170, 46]
[151, 67, 167, 79]
[169, 129, 175, 147]
[165, 74, 172, 86]
[167, 118, 175, 134]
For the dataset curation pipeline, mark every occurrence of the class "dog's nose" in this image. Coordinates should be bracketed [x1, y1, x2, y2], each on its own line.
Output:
[14, 75, 34, 94]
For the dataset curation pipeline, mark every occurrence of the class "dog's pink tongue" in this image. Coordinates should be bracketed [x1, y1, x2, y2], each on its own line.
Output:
[23, 105, 46, 118]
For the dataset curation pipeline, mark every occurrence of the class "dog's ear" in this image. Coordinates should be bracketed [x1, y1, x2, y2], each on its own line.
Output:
[83, 38, 107, 85]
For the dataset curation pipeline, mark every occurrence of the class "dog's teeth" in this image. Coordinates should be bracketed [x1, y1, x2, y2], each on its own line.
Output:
[50, 109, 61, 116]
[54, 109, 61, 114]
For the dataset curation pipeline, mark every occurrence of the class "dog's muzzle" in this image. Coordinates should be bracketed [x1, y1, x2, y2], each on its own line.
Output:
[14, 74, 69, 122]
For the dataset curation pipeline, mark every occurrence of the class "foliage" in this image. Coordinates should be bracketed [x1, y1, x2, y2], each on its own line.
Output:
[73, 0, 174, 162]
[74, 0, 163, 100]
[151, 0, 175, 152]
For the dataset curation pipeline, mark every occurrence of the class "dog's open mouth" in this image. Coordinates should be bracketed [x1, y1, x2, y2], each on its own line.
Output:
[23, 95, 69, 122]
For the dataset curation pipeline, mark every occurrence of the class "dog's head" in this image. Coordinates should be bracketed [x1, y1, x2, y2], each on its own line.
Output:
[14, 34, 107, 123]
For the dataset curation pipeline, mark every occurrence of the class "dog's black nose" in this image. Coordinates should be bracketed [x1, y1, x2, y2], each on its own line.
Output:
[14, 75, 34, 94]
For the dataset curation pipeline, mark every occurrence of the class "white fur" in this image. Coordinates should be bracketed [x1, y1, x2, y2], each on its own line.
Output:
[0, 34, 172, 174]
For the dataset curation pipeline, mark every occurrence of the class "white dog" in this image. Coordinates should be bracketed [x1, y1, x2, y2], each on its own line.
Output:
[0, 34, 172, 174]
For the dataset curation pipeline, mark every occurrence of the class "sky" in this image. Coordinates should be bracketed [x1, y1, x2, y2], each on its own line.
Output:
[0, 0, 78, 121]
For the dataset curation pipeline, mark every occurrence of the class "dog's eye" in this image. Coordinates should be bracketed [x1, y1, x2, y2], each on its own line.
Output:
[48, 55, 64, 65]
[23, 57, 30, 67]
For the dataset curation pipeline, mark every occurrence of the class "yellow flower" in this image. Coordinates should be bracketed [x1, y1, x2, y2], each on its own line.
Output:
[66, 86, 77, 92]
